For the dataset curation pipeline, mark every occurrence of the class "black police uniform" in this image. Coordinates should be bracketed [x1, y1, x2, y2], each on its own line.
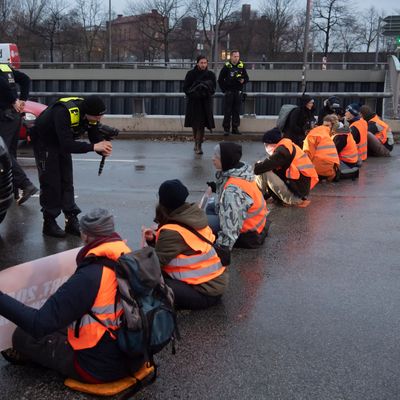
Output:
[32, 97, 103, 237]
[0, 64, 37, 201]
[217, 60, 249, 134]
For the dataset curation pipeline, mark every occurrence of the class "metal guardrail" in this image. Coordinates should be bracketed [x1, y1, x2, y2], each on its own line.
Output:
[22, 61, 388, 71]
[30, 91, 393, 115]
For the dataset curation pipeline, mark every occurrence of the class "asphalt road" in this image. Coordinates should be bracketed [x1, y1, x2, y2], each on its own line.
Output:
[0, 140, 399, 400]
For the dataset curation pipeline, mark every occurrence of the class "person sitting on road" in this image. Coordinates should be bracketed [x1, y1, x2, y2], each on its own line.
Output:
[303, 117, 340, 181]
[344, 103, 368, 162]
[206, 142, 269, 249]
[254, 127, 318, 207]
[0, 208, 144, 383]
[317, 96, 343, 126]
[144, 179, 228, 310]
[283, 94, 316, 147]
[326, 114, 360, 180]
[359, 105, 394, 157]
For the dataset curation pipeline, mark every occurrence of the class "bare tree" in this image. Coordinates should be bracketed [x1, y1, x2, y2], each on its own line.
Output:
[126, 0, 189, 63]
[285, 12, 306, 53]
[313, 0, 348, 57]
[257, 0, 294, 56]
[357, 7, 381, 52]
[74, 0, 106, 61]
[192, 0, 241, 61]
[336, 15, 361, 56]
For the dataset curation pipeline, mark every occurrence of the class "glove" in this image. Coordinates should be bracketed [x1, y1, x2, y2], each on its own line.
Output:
[207, 181, 217, 193]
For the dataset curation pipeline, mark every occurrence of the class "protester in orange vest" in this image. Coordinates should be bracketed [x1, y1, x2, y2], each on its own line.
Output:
[205, 142, 269, 249]
[327, 115, 360, 180]
[360, 105, 394, 157]
[303, 119, 340, 181]
[254, 127, 318, 207]
[0, 208, 144, 383]
[144, 179, 227, 310]
[344, 103, 368, 162]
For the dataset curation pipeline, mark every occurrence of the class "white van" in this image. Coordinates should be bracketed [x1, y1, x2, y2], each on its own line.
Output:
[0, 43, 21, 68]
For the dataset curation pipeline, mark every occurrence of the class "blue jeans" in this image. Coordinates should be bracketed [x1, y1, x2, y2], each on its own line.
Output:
[205, 198, 220, 235]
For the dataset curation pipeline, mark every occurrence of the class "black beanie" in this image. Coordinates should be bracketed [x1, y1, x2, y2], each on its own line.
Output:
[300, 94, 314, 106]
[81, 95, 106, 116]
[219, 142, 242, 171]
[158, 179, 189, 210]
[262, 127, 282, 144]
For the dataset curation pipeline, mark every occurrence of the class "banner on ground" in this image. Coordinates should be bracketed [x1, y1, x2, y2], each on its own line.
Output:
[0, 248, 80, 351]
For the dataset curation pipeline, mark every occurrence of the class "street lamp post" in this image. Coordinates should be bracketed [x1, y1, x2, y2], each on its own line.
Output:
[108, 0, 112, 62]
[301, 0, 312, 93]
[213, 0, 219, 72]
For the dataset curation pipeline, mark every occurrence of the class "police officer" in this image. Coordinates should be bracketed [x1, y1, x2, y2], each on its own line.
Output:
[0, 63, 38, 204]
[32, 96, 112, 238]
[218, 50, 249, 135]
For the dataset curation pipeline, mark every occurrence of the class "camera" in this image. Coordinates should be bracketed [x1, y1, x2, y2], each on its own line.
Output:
[98, 124, 119, 140]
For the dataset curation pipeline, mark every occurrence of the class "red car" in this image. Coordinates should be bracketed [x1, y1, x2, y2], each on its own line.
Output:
[20, 100, 47, 140]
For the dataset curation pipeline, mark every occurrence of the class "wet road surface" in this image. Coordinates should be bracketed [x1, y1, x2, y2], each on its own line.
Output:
[0, 140, 399, 399]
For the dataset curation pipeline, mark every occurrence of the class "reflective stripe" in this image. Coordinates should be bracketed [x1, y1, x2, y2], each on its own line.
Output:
[91, 303, 123, 315]
[78, 314, 119, 329]
[246, 201, 265, 218]
[167, 261, 223, 280]
[0, 64, 12, 72]
[245, 214, 267, 232]
[317, 144, 336, 150]
[298, 163, 315, 170]
[341, 153, 358, 160]
[167, 249, 218, 267]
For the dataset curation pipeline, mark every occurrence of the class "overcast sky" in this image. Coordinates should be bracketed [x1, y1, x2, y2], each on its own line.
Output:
[110, 0, 399, 17]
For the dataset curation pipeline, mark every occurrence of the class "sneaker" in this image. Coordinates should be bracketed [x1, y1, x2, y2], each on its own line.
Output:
[17, 184, 38, 205]
[1, 348, 29, 365]
[43, 218, 66, 238]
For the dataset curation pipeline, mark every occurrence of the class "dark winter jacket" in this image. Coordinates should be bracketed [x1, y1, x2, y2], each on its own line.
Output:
[155, 202, 228, 297]
[0, 66, 30, 110]
[0, 234, 142, 382]
[254, 145, 311, 198]
[283, 98, 315, 147]
[218, 60, 249, 92]
[33, 100, 102, 153]
[183, 67, 216, 130]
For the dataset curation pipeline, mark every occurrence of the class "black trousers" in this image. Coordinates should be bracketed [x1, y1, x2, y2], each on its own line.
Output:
[12, 327, 81, 379]
[34, 145, 80, 219]
[165, 278, 221, 310]
[222, 91, 241, 131]
[0, 109, 31, 190]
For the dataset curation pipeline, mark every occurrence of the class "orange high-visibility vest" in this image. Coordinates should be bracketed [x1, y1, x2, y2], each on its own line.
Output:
[224, 177, 268, 234]
[277, 138, 319, 189]
[333, 132, 359, 164]
[306, 125, 339, 162]
[67, 240, 130, 350]
[157, 224, 225, 284]
[369, 115, 389, 145]
[350, 118, 368, 161]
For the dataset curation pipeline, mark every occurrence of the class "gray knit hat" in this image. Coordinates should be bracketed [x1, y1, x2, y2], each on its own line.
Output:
[79, 208, 115, 237]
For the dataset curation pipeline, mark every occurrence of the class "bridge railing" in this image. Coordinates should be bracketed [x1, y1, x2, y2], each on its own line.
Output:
[22, 61, 388, 71]
[30, 91, 393, 116]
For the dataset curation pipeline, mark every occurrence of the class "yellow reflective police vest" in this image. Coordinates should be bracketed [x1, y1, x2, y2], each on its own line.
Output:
[57, 97, 83, 127]
[0, 64, 15, 86]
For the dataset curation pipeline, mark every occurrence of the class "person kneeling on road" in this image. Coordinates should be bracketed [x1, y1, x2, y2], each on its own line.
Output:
[0, 208, 144, 382]
[32, 95, 113, 238]
[254, 128, 318, 207]
[206, 142, 269, 249]
[144, 179, 228, 310]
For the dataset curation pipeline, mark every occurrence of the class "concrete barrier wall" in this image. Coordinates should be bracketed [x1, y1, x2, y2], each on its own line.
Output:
[103, 115, 400, 135]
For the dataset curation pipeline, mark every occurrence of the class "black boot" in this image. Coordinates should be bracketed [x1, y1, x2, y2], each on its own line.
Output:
[43, 218, 66, 238]
[195, 141, 203, 155]
[65, 215, 81, 236]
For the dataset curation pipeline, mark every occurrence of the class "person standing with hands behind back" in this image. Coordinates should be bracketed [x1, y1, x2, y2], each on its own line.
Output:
[183, 55, 216, 155]
[218, 51, 249, 136]
[32, 96, 112, 238]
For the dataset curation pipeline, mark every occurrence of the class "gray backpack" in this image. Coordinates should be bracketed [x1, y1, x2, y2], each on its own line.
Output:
[276, 104, 297, 132]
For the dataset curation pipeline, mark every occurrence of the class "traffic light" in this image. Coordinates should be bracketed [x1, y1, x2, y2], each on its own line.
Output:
[396, 36, 400, 45]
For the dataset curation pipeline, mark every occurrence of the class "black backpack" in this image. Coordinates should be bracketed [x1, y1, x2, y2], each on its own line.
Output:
[88, 247, 179, 377]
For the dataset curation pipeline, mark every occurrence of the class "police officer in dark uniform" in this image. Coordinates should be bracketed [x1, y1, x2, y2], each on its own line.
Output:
[32, 96, 112, 238]
[0, 63, 38, 205]
[218, 50, 249, 135]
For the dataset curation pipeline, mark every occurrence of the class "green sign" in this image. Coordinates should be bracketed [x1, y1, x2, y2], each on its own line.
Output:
[397, 36, 400, 45]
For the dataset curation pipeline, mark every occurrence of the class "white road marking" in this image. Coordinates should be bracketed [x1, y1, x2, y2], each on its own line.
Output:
[18, 157, 139, 163]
